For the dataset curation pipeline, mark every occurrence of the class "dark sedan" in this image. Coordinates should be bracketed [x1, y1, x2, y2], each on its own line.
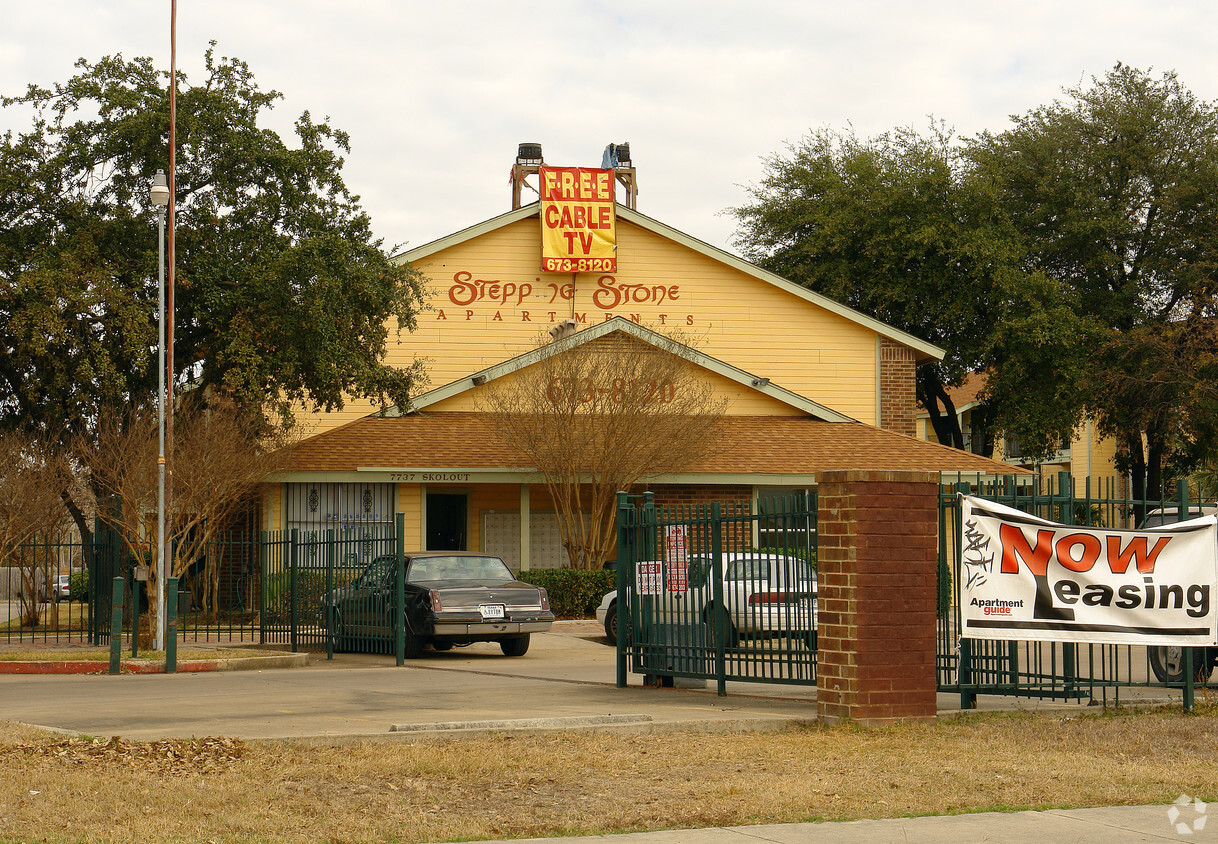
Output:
[322, 552, 554, 657]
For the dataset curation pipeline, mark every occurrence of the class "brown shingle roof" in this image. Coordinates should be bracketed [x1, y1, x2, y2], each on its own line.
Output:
[285, 412, 1022, 476]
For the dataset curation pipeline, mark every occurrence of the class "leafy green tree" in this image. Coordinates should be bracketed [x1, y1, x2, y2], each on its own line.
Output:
[733, 66, 1218, 490]
[970, 64, 1218, 495]
[731, 123, 1071, 452]
[1, 47, 426, 536]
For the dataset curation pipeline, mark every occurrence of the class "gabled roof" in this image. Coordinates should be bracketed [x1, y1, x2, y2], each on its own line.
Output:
[387, 316, 855, 423]
[279, 412, 1025, 482]
[392, 203, 945, 363]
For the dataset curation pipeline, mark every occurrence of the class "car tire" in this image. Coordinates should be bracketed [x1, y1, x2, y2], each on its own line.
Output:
[1149, 645, 1214, 683]
[500, 634, 530, 657]
[432, 641, 454, 651]
[604, 602, 618, 644]
[327, 611, 348, 653]
[704, 604, 739, 647]
[401, 624, 423, 659]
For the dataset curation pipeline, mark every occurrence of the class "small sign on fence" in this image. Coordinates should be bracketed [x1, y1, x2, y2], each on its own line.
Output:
[636, 560, 664, 595]
[664, 525, 690, 592]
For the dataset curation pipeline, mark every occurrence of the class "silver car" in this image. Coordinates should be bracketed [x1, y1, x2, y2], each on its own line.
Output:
[598, 552, 817, 647]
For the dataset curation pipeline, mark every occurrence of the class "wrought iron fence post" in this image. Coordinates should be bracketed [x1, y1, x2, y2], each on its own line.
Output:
[952, 482, 976, 709]
[166, 576, 178, 673]
[615, 491, 630, 689]
[289, 528, 299, 653]
[1184, 648, 1195, 712]
[1057, 471, 1072, 525]
[325, 528, 336, 661]
[258, 530, 268, 644]
[395, 512, 406, 666]
[1174, 479, 1197, 712]
[710, 501, 726, 697]
[109, 576, 124, 675]
[130, 565, 138, 659]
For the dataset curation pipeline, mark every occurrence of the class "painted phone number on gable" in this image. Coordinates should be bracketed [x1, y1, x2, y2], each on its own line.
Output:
[542, 257, 616, 273]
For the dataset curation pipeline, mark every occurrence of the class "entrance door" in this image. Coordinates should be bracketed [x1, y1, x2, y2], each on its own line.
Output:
[427, 493, 468, 550]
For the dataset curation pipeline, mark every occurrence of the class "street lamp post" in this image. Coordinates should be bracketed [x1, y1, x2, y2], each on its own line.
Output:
[150, 169, 170, 652]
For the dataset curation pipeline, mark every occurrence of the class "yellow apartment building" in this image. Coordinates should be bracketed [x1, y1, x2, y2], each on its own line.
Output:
[269, 155, 1014, 569]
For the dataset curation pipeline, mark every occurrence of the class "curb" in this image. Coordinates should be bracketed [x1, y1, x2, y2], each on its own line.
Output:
[0, 652, 309, 675]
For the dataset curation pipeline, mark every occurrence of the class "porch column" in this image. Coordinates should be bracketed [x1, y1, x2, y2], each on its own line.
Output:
[519, 484, 531, 571]
[816, 470, 939, 725]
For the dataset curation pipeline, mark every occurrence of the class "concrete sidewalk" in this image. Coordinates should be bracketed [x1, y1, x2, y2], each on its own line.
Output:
[479, 804, 1210, 843]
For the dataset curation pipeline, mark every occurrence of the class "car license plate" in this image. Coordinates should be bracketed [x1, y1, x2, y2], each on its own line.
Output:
[480, 604, 505, 620]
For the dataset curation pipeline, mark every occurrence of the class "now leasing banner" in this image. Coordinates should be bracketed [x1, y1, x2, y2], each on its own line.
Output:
[959, 496, 1218, 646]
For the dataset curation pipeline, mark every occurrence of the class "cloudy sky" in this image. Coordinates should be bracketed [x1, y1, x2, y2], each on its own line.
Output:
[3, 2, 1216, 256]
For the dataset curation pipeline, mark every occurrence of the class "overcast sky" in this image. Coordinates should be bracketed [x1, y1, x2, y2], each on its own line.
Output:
[3, 2, 1216, 257]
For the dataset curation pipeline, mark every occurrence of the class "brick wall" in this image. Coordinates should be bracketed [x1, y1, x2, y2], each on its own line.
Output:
[879, 338, 917, 437]
[645, 485, 754, 552]
[816, 470, 939, 725]
[647, 485, 752, 513]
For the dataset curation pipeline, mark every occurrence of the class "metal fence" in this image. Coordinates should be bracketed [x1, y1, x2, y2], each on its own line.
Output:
[260, 522, 401, 654]
[3, 526, 268, 648]
[2, 515, 403, 660]
[614, 491, 818, 695]
[0, 533, 94, 645]
[938, 472, 1216, 709]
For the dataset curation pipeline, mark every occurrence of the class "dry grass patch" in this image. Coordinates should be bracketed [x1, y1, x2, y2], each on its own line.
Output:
[1, 705, 1217, 843]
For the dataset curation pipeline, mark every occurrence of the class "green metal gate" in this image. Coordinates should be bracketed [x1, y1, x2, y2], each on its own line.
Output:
[938, 472, 1216, 709]
[614, 491, 818, 696]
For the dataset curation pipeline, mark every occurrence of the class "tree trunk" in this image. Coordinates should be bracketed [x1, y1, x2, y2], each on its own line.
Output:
[917, 367, 964, 449]
[61, 489, 92, 545]
[1123, 430, 1149, 526]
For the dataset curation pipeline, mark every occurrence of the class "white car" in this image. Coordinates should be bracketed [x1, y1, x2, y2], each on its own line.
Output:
[39, 573, 72, 602]
[597, 552, 817, 647]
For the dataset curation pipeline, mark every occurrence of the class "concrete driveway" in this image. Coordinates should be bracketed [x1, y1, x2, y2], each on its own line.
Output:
[0, 620, 1183, 741]
[0, 620, 821, 741]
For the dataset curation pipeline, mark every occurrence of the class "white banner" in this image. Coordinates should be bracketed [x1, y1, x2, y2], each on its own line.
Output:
[959, 496, 1218, 646]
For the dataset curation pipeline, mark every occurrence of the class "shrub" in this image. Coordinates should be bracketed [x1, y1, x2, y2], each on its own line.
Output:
[517, 569, 616, 619]
[69, 569, 89, 602]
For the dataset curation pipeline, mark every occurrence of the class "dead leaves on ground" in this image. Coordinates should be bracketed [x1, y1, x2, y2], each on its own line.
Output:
[7, 735, 247, 776]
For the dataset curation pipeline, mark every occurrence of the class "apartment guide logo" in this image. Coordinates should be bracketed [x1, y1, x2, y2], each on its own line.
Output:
[958, 496, 1218, 646]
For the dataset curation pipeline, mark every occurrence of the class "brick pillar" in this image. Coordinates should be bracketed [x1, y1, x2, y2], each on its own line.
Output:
[816, 470, 939, 725]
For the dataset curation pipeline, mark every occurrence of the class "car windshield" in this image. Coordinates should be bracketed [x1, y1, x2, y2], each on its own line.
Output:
[356, 558, 395, 588]
[725, 555, 815, 584]
[726, 557, 770, 581]
[407, 555, 514, 583]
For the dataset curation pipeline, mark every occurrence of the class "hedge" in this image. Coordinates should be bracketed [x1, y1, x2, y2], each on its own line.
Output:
[516, 568, 616, 619]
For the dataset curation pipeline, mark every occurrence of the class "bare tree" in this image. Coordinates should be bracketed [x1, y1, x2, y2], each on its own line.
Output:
[478, 327, 727, 569]
[0, 430, 72, 627]
[84, 394, 294, 636]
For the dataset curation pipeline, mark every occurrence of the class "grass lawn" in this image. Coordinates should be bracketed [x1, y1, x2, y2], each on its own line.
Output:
[2, 701, 1217, 843]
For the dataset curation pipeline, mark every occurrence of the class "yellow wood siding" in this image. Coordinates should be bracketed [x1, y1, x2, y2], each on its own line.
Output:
[397, 484, 422, 549]
[425, 356, 807, 416]
[293, 213, 890, 436]
[406, 217, 878, 415]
